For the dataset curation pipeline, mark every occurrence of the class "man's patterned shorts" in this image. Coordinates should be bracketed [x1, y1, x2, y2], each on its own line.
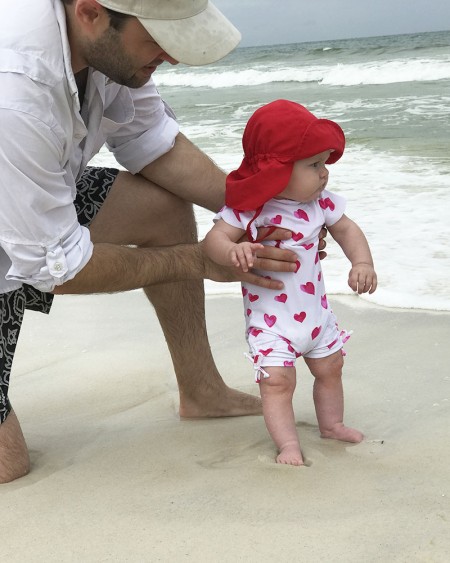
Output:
[0, 167, 119, 423]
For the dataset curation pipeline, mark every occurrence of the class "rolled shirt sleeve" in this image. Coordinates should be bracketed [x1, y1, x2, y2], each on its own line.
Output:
[0, 105, 93, 293]
[103, 79, 179, 174]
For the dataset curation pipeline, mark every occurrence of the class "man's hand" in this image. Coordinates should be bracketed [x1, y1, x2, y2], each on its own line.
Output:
[202, 252, 297, 290]
[201, 240, 296, 290]
[318, 226, 328, 260]
[251, 225, 328, 266]
[201, 226, 328, 290]
[252, 226, 328, 260]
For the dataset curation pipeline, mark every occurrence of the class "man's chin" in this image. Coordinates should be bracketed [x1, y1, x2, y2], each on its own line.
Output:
[121, 74, 153, 89]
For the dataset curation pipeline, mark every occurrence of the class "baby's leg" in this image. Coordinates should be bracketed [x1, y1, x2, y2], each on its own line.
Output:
[304, 351, 363, 443]
[259, 366, 304, 466]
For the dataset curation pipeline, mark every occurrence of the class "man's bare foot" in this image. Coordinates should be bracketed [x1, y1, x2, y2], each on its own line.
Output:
[320, 423, 364, 443]
[276, 444, 304, 466]
[179, 384, 262, 418]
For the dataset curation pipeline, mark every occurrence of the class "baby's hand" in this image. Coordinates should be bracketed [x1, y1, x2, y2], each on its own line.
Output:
[348, 263, 377, 294]
[231, 242, 265, 272]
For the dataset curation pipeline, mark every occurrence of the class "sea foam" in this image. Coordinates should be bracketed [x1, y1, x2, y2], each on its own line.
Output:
[156, 57, 450, 89]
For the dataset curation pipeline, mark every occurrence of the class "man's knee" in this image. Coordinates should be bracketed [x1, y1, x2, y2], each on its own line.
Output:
[89, 171, 198, 247]
[0, 410, 30, 484]
[138, 184, 197, 247]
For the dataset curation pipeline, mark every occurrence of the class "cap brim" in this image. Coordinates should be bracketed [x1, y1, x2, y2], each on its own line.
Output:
[139, 2, 241, 66]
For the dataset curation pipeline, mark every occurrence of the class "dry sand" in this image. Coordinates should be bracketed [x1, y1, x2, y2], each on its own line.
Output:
[2, 291, 449, 562]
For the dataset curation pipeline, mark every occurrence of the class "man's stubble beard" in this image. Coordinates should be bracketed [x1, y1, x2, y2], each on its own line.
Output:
[82, 27, 149, 89]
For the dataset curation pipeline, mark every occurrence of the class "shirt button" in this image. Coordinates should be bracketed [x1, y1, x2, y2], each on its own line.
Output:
[53, 262, 63, 272]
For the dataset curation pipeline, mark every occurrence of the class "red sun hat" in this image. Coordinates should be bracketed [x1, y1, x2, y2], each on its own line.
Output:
[225, 99, 345, 211]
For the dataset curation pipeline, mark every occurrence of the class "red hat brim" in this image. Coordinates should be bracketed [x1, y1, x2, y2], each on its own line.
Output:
[225, 100, 345, 211]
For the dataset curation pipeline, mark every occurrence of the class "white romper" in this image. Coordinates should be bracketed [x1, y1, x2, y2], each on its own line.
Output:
[216, 189, 351, 381]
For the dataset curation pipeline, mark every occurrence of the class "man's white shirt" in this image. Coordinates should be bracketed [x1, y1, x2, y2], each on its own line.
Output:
[0, 0, 179, 293]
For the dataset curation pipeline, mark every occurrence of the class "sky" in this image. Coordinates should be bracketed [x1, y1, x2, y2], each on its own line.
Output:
[214, 0, 450, 47]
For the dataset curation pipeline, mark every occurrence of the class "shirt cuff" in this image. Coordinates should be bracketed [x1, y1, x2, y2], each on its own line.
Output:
[4, 225, 93, 292]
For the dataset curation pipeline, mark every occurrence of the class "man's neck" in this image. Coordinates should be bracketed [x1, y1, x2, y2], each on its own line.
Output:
[75, 68, 89, 107]
[62, 1, 87, 75]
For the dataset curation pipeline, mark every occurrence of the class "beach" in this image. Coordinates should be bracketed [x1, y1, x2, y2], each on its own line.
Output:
[3, 291, 449, 562]
[2, 28, 449, 562]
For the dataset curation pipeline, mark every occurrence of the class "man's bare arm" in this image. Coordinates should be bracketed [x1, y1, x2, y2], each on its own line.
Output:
[53, 240, 291, 295]
[52, 242, 206, 294]
[54, 132, 326, 295]
[142, 132, 327, 258]
[140, 132, 226, 212]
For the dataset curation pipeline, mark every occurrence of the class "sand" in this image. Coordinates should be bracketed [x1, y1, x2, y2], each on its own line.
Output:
[2, 291, 449, 562]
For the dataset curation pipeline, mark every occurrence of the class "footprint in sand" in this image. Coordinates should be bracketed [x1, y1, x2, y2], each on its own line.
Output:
[195, 439, 275, 469]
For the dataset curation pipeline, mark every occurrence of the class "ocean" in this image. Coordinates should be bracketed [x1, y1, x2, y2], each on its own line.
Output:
[92, 30, 450, 311]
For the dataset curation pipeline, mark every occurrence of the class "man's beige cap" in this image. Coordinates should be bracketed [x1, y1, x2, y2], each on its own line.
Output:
[97, 0, 241, 65]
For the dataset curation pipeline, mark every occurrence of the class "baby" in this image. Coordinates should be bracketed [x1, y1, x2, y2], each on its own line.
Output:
[204, 100, 377, 466]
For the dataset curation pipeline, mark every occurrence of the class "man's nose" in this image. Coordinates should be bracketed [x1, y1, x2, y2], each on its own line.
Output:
[160, 51, 179, 65]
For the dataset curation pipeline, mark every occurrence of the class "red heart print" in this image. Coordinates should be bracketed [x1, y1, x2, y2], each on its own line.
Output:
[294, 260, 301, 273]
[292, 232, 304, 242]
[319, 197, 335, 211]
[249, 328, 262, 337]
[242, 287, 248, 296]
[248, 293, 259, 302]
[294, 209, 309, 221]
[311, 326, 322, 340]
[260, 348, 273, 356]
[327, 338, 338, 349]
[301, 243, 314, 250]
[321, 295, 328, 309]
[284, 361, 294, 367]
[270, 215, 282, 224]
[300, 282, 315, 295]
[264, 314, 276, 328]
[246, 309, 252, 316]
[274, 293, 287, 303]
[318, 271, 322, 281]
[294, 311, 307, 323]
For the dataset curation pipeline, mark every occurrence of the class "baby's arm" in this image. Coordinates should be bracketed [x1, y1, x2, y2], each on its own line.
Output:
[328, 214, 378, 294]
[204, 219, 264, 273]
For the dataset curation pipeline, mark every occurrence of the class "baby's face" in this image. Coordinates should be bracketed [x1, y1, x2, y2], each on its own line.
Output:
[276, 150, 332, 203]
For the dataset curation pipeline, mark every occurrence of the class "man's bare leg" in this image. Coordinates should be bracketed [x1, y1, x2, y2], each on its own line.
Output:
[0, 410, 30, 483]
[89, 171, 261, 417]
[144, 279, 261, 417]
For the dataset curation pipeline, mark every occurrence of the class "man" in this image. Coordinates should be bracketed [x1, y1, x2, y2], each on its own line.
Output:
[0, 0, 320, 483]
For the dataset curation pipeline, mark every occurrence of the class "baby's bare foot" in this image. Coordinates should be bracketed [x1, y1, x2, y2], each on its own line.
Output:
[276, 444, 304, 466]
[320, 423, 364, 443]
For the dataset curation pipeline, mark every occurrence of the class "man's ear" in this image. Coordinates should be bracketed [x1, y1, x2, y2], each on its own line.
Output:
[74, 0, 109, 37]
